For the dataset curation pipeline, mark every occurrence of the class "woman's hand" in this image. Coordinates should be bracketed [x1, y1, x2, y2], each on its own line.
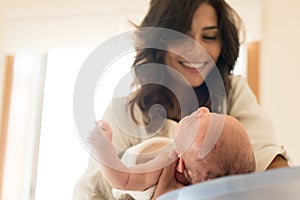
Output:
[151, 159, 184, 200]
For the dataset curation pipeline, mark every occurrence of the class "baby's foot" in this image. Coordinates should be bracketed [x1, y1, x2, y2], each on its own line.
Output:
[88, 120, 114, 159]
[97, 120, 113, 141]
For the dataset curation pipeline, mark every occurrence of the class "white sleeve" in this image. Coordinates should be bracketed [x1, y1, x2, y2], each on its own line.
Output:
[73, 158, 100, 200]
[227, 75, 288, 172]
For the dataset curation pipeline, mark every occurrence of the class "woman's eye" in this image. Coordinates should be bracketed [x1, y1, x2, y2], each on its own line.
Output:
[203, 35, 217, 40]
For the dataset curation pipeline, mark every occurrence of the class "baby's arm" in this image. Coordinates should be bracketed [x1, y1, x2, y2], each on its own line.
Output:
[88, 121, 170, 191]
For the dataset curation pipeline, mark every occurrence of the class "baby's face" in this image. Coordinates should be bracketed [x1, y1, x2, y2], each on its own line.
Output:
[174, 107, 211, 157]
[174, 107, 255, 184]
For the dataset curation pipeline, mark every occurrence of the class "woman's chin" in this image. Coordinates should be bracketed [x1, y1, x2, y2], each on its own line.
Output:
[189, 79, 204, 88]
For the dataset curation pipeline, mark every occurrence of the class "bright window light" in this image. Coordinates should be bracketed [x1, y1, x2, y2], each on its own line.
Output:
[2, 53, 46, 200]
[35, 48, 133, 200]
[233, 44, 248, 76]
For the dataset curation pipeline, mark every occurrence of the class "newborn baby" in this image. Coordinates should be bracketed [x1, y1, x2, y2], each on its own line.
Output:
[88, 107, 256, 199]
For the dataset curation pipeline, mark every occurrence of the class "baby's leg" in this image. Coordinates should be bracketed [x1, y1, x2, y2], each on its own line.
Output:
[88, 121, 132, 189]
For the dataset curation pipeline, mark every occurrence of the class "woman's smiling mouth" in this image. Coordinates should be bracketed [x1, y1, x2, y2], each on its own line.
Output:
[179, 61, 207, 73]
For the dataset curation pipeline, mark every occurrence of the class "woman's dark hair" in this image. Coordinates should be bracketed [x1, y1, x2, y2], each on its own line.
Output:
[128, 0, 243, 126]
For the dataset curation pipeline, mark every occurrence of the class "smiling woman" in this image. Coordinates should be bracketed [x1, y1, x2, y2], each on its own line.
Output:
[75, 0, 290, 200]
[164, 3, 221, 87]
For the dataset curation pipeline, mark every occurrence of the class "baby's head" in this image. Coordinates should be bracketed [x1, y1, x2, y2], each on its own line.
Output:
[174, 107, 255, 184]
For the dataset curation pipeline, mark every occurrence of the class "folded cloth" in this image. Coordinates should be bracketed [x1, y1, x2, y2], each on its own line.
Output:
[112, 137, 174, 200]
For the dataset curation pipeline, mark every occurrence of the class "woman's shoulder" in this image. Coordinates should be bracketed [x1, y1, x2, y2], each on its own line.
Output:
[107, 96, 141, 116]
[228, 75, 253, 99]
[102, 97, 129, 121]
[109, 96, 129, 108]
[227, 75, 258, 113]
[104, 96, 141, 129]
[229, 75, 248, 89]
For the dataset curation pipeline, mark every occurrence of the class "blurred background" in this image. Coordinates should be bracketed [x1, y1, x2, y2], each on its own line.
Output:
[0, 0, 300, 199]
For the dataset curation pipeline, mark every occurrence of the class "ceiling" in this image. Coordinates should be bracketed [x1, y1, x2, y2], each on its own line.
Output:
[0, 0, 150, 18]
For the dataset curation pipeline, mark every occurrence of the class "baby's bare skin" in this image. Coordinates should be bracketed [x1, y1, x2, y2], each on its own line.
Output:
[175, 107, 256, 184]
[88, 107, 255, 191]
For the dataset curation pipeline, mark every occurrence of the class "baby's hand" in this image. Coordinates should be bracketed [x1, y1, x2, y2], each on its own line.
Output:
[87, 120, 114, 159]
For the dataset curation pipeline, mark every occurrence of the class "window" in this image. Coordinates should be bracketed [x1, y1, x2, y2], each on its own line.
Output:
[2, 53, 46, 200]
[35, 49, 133, 200]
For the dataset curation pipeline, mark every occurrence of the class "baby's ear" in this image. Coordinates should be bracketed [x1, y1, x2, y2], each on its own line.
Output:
[176, 157, 185, 173]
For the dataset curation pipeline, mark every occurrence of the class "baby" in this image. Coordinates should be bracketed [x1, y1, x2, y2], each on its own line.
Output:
[88, 107, 255, 199]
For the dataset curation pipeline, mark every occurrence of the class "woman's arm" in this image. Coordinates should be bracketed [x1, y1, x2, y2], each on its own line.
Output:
[228, 76, 289, 171]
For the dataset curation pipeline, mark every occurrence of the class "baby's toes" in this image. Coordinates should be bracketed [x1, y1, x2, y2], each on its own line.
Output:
[97, 121, 112, 141]
[98, 120, 112, 132]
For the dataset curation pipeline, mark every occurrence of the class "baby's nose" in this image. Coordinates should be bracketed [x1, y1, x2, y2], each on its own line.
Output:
[191, 107, 209, 116]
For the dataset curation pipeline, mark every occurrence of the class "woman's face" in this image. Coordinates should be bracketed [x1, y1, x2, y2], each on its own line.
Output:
[164, 3, 221, 87]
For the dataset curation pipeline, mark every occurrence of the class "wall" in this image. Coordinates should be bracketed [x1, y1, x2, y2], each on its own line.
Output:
[0, 0, 148, 52]
[228, 0, 300, 166]
[227, 0, 262, 42]
[0, 12, 5, 200]
[260, 0, 300, 165]
[0, 1, 149, 199]
[0, 4, 5, 117]
[0, 4, 6, 149]
[0, 62, 4, 130]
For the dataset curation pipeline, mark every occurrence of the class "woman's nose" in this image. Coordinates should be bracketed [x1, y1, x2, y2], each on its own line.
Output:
[181, 38, 207, 61]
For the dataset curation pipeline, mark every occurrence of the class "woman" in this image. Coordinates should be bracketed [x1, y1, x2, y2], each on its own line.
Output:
[74, 0, 289, 199]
